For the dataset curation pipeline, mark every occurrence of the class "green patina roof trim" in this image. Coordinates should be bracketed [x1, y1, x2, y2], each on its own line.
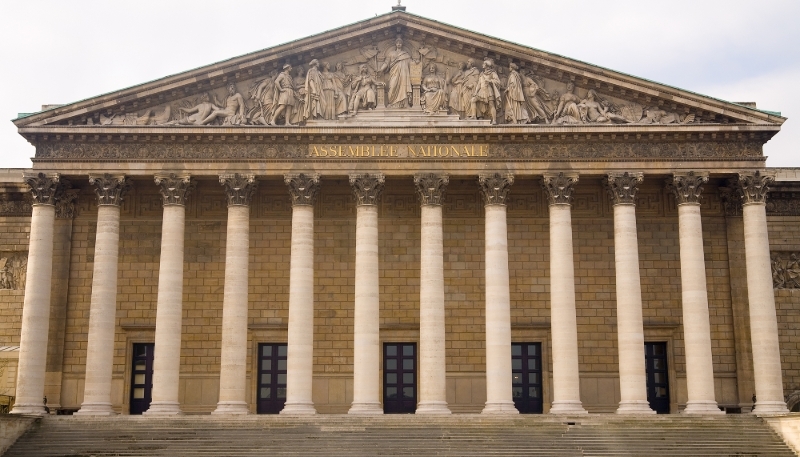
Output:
[14, 9, 783, 122]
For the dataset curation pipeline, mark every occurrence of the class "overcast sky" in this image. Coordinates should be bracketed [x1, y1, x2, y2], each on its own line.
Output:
[1, 0, 798, 168]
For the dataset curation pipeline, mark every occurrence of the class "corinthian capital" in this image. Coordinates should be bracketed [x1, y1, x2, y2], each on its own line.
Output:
[55, 180, 79, 219]
[719, 185, 743, 217]
[735, 171, 774, 205]
[220, 174, 257, 206]
[478, 173, 514, 206]
[349, 173, 385, 206]
[23, 172, 60, 206]
[154, 174, 195, 206]
[542, 172, 578, 206]
[605, 172, 643, 205]
[285, 173, 320, 206]
[414, 173, 449, 206]
[89, 174, 130, 206]
[667, 171, 708, 205]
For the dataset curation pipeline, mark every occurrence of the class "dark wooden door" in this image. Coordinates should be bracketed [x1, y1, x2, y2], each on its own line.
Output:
[257, 343, 287, 414]
[129, 343, 154, 415]
[383, 343, 416, 414]
[512, 343, 543, 414]
[645, 342, 671, 414]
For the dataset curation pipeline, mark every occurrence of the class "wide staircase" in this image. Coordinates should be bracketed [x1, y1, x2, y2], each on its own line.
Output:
[4, 414, 797, 456]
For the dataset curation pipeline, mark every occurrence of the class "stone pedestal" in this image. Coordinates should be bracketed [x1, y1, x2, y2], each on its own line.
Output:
[348, 174, 384, 415]
[737, 172, 790, 414]
[214, 175, 256, 415]
[146, 175, 193, 416]
[606, 173, 654, 415]
[414, 174, 451, 415]
[77, 175, 129, 416]
[542, 173, 587, 415]
[281, 174, 320, 415]
[479, 173, 518, 415]
[12, 174, 59, 416]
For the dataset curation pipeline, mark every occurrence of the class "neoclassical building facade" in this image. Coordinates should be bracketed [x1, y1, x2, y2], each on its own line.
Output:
[2, 10, 798, 416]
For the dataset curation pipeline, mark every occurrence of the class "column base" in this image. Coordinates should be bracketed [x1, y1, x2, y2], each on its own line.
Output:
[752, 401, 790, 415]
[143, 401, 183, 416]
[280, 402, 317, 415]
[549, 401, 588, 415]
[212, 401, 250, 415]
[10, 403, 49, 416]
[616, 401, 656, 415]
[481, 401, 519, 415]
[74, 402, 117, 416]
[348, 402, 383, 415]
[416, 401, 451, 415]
[682, 400, 725, 415]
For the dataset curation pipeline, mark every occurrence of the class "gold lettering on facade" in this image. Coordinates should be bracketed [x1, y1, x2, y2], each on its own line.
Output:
[308, 144, 490, 159]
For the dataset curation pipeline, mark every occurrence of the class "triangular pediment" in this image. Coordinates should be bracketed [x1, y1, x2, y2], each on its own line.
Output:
[14, 11, 785, 130]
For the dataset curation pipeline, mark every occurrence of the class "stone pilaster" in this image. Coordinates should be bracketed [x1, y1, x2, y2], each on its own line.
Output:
[667, 172, 724, 414]
[281, 173, 320, 415]
[605, 172, 654, 415]
[11, 173, 59, 415]
[478, 173, 518, 414]
[413, 173, 451, 415]
[348, 173, 385, 415]
[541, 173, 587, 414]
[215, 174, 257, 415]
[734, 172, 789, 414]
[145, 174, 194, 416]
[77, 175, 129, 416]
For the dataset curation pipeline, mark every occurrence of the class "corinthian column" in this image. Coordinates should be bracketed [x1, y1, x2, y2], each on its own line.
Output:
[348, 173, 385, 415]
[542, 173, 587, 415]
[281, 173, 320, 415]
[605, 172, 654, 415]
[478, 173, 518, 415]
[77, 174, 130, 416]
[11, 173, 59, 415]
[144, 174, 194, 416]
[413, 173, 451, 415]
[214, 174, 257, 415]
[667, 172, 723, 414]
[735, 172, 789, 414]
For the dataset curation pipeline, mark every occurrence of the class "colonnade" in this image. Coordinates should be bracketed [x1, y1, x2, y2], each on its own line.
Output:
[11, 170, 789, 416]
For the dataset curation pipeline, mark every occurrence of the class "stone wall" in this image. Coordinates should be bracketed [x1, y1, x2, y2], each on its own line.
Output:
[768, 217, 800, 397]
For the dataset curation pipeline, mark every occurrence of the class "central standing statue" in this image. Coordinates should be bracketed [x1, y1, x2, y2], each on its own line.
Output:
[378, 37, 414, 108]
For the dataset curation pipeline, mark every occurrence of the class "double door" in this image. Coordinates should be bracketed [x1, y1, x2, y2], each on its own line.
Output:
[257, 343, 288, 414]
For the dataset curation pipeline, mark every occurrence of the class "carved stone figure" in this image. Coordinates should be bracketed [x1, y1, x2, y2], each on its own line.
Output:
[552, 81, 582, 124]
[166, 93, 219, 126]
[468, 59, 503, 125]
[521, 72, 552, 123]
[771, 251, 800, 289]
[303, 59, 324, 121]
[420, 64, 448, 115]
[321, 62, 346, 120]
[503, 63, 528, 124]
[460, 59, 480, 116]
[199, 83, 247, 125]
[378, 37, 414, 108]
[332, 62, 353, 115]
[639, 107, 695, 124]
[248, 71, 278, 125]
[448, 62, 467, 118]
[578, 90, 629, 124]
[349, 65, 378, 114]
[292, 66, 307, 125]
[270, 64, 299, 126]
[0, 253, 27, 290]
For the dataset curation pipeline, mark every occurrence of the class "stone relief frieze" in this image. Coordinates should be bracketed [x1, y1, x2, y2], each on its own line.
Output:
[766, 192, 800, 215]
[771, 252, 800, 289]
[0, 252, 27, 290]
[35, 141, 761, 161]
[64, 35, 729, 128]
[0, 193, 32, 217]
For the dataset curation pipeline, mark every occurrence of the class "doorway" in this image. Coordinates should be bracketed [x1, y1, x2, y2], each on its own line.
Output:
[511, 342, 543, 414]
[383, 343, 417, 414]
[645, 342, 671, 413]
[129, 343, 154, 415]
[257, 343, 287, 414]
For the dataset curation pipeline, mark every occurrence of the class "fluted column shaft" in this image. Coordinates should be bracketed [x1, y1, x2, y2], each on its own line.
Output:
[606, 173, 654, 414]
[145, 175, 193, 416]
[281, 174, 319, 415]
[414, 173, 451, 415]
[12, 173, 59, 415]
[737, 172, 789, 414]
[543, 173, 587, 415]
[479, 173, 517, 414]
[78, 174, 128, 415]
[349, 174, 384, 415]
[214, 175, 256, 415]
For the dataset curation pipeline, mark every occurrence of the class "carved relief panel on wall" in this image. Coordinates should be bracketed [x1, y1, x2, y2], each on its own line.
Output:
[0, 252, 27, 290]
[66, 33, 726, 128]
[771, 251, 800, 289]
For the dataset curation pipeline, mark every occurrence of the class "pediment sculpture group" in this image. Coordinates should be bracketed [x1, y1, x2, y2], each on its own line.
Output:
[95, 37, 699, 127]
